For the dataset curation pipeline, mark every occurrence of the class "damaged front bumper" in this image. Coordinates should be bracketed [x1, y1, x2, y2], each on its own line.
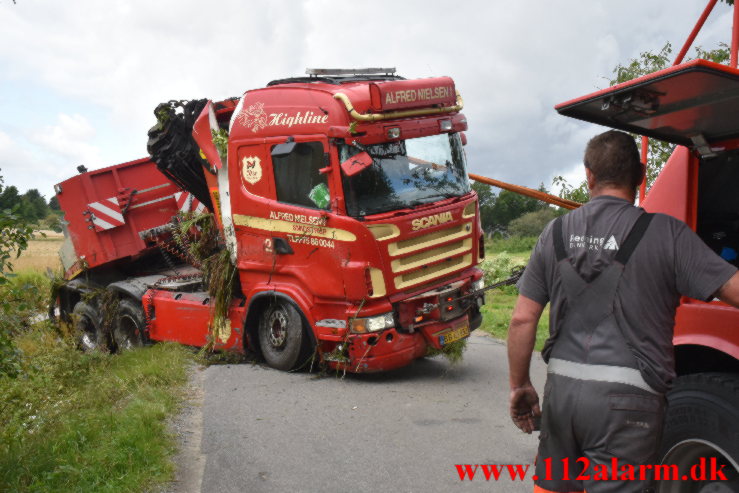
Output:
[327, 309, 482, 373]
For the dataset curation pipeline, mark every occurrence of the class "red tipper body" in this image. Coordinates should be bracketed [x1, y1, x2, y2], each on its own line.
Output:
[55, 70, 486, 373]
[56, 158, 203, 278]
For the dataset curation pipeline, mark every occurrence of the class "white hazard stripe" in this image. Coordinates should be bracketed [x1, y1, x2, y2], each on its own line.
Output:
[88, 197, 125, 231]
[91, 216, 116, 230]
[548, 358, 659, 395]
[174, 191, 205, 214]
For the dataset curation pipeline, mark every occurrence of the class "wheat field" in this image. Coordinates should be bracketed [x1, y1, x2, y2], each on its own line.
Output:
[12, 231, 64, 273]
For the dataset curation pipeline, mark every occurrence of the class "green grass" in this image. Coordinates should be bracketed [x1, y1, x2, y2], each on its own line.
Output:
[0, 271, 192, 493]
[478, 246, 550, 351]
[479, 292, 550, 351]
[487, 235, 538, 255]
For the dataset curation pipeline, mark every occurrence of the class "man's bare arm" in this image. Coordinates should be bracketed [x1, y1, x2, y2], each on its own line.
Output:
[718, 271, 739, 308]
[507, 294, 545, 434]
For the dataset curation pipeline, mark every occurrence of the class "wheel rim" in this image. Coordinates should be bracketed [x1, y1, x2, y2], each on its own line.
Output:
[267, 309, 288, 349]
[118, 314, 139, 350]
[657, 440, 739, 493]
[78, 317, 98, 351]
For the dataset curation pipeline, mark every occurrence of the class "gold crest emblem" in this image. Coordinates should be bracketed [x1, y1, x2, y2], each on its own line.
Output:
[241, 156, 262, 185]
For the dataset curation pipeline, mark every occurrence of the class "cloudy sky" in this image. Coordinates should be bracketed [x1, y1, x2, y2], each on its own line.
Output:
[0, 0, 734, 201]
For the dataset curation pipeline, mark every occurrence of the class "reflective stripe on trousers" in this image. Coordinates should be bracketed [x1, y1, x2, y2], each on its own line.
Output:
[547, 358, 658, 395]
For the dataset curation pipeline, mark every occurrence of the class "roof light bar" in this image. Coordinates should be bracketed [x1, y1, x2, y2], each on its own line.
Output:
[306, 67, 397, 76]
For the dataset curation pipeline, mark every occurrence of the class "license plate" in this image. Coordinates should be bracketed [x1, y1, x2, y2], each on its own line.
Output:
[439, 322, 469, 346]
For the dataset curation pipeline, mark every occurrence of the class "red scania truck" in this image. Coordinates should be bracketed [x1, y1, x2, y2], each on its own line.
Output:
[54, 69, 487, 373]
[555, 2, 739, 489]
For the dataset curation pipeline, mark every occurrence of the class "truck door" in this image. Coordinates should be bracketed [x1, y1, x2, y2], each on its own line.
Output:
[231, 135, 350, 304]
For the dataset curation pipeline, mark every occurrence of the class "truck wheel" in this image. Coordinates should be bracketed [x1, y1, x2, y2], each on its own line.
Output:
[73, 301, 106, 352]
[113, 299, 147, 351]
[258, 301, 311, 371]
[657, 373, 739, 492]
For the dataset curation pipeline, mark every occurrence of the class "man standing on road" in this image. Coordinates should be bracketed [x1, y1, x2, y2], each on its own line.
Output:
[507, 130, 739, 493]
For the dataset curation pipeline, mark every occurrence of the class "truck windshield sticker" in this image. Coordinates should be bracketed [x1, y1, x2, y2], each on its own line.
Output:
[309, 183, 330, 209]
[241, 156, 263, 185]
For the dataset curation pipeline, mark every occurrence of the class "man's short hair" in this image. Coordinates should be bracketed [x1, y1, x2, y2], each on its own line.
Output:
[584, 130, 643, 190]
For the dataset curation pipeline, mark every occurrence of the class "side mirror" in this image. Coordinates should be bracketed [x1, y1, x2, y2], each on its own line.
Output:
[460, 132, 468, 146]
[271, 139, 297, 158]
[340, 151, 373, 177]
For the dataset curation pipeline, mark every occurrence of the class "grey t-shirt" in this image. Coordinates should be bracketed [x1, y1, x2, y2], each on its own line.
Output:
[518, 195, 737, 392]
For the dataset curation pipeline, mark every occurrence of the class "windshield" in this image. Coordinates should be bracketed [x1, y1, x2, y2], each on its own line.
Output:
[340, 133, 470, 217]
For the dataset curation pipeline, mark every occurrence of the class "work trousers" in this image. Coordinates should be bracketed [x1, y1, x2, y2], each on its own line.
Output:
[534, 374, 666, 493]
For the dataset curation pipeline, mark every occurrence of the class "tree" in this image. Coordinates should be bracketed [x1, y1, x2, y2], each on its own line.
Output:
[471, 181, 496, 234]
[0, 173, 33, 377]
[552, 175, 589, 204]
[488, 187, 548, 233]
[556, 31, 734, 202]
[0, 185, 20, 211]
[0, 177, 33, 277]
[20, 189, 50, 222]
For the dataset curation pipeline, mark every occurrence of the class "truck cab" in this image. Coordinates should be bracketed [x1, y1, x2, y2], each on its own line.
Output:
[192, 69, 485, 372]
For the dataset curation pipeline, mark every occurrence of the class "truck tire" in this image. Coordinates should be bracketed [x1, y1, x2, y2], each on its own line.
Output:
[258, 301, 311, 371]
[657, 373, 739, 492]
[73, 301, 106, 352]
[113, 299, 147, 350]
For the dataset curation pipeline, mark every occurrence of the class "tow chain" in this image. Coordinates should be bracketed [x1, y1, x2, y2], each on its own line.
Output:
[417, 266, 525, 315]
[464, 265, 525, 299]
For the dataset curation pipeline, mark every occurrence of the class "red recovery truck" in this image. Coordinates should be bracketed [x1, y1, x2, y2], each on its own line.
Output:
[54, 69, 489, 373]
[555, 2, 739, 489]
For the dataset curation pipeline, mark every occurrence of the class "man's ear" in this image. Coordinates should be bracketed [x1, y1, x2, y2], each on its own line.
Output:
[639, 161, 647, 186]
[585, 167, 596, 191]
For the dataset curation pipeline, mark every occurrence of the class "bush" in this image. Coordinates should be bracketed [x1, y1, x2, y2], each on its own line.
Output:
[0, 273, 51, 377]
[39, 213, 63, 233]
[508, 208, 560, 238]
[479, 253, 526, 295]
[0, 197, 35, 378]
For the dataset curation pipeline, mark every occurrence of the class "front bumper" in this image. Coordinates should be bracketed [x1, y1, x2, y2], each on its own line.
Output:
[328, 309, 481, 373]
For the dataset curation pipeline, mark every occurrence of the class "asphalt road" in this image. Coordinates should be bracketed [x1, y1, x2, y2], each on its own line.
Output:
[194, 331, 548, 493]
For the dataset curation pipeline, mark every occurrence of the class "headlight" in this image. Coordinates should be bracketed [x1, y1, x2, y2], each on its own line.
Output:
[472, 278, 485, 292]
[350, 312, 395, 333]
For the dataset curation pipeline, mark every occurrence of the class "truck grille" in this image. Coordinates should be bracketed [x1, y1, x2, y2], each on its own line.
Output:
[387, 222, 473, 290]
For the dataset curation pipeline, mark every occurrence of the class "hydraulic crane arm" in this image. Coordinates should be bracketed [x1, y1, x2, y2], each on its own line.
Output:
[469, 173, 581, 210]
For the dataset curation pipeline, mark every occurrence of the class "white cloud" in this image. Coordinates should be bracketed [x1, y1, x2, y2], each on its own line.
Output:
[0, 114, 102, 197]
[31, 113, 102, 168]
[0, 0, 734, 196]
